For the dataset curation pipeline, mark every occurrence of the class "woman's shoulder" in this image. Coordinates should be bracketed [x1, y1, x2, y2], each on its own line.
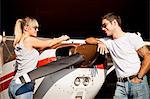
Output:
[23, 36, 37, 43]
[21, 36, 38, 48]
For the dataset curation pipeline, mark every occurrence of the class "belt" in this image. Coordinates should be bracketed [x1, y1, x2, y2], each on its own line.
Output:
[117, 75, 136, 82]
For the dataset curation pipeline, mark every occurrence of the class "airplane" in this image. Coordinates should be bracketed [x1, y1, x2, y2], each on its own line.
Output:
[0, 34, 149, 99]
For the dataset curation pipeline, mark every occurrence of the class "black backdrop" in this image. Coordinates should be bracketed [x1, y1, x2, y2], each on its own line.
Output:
[1, 0, 150, 40]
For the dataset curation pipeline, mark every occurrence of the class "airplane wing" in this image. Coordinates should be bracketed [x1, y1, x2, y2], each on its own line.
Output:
[15, 53, 85, 84]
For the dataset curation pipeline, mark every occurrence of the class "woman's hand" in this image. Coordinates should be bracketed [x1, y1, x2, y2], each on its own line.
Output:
[97, 41, 109, 55]
[60, 35, 70, 41]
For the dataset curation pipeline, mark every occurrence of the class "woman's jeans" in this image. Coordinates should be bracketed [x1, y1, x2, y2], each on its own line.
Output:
[8, 80, 34, 99]
[114, 76, 150, 99]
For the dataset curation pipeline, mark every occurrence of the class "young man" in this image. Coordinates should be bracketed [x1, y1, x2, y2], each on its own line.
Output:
[86, 12, 150, 99]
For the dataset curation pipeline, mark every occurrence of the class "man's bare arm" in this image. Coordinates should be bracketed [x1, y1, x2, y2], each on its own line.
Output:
[85, 37, 99, 44]
[137, 45, 150, 78]
[85, 37, 109, 55]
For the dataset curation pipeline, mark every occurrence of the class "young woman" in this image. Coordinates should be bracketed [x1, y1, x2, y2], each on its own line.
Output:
[8, 17, 70, 99]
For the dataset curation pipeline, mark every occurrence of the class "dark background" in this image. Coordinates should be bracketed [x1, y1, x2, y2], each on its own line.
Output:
[1, 0, 150, 40]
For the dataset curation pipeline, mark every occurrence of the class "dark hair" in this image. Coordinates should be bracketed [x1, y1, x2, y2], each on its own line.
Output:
[102, 12, 121, 26]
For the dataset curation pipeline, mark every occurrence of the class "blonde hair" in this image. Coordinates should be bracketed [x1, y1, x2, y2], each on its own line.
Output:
[13, 17, 38, 46]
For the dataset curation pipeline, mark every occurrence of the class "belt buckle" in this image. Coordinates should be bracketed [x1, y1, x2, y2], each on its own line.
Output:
[118, 75, 136, 82]
[118, 77, 127, 82]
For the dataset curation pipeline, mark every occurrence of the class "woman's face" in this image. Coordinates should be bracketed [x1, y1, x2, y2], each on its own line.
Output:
[29, 26, 39, 37]
[27, 20, 39, 37]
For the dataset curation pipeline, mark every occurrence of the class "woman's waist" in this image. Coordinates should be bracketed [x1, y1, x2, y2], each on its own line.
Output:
[14, 67, 35, 80]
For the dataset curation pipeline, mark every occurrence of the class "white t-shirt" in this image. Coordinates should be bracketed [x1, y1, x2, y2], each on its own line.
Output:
[100, 33, 145, 78]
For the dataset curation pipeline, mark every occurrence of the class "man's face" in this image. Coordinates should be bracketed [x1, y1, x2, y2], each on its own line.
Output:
[101, 19, 113, 36]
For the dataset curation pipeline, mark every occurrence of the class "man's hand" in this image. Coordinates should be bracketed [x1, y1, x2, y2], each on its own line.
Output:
[131, 77, 142, 84]
[97, 41, 109, 55]
[85, 37, 109, 55]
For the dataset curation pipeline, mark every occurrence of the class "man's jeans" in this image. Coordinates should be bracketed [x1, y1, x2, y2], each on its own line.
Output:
[8, 80, 34, 99]
[114, 76, 150, 99]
